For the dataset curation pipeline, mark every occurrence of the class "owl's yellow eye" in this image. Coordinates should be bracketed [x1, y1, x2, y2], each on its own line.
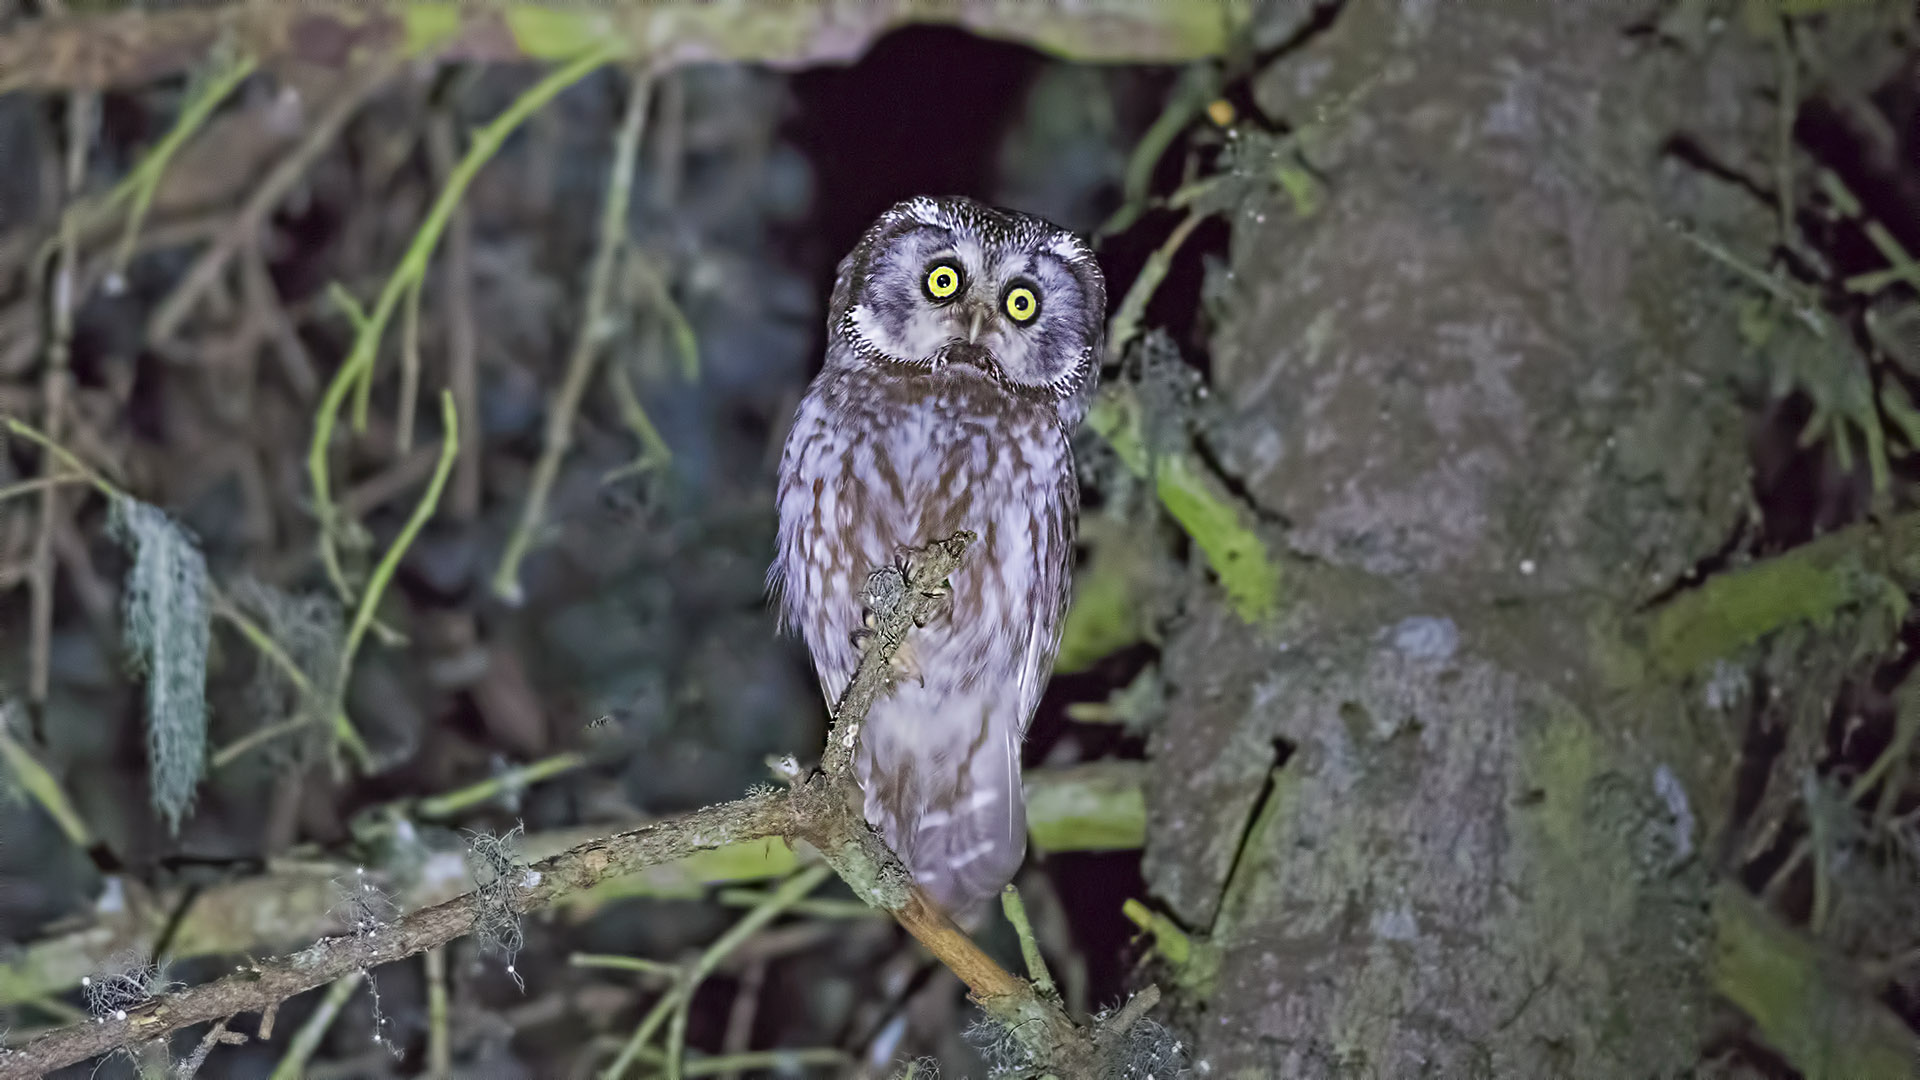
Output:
[924, 263, 961, 300]
[1004, 285, 1040, 324]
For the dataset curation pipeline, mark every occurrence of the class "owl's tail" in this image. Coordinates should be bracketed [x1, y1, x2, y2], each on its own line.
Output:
[858, 702, 1028, 929]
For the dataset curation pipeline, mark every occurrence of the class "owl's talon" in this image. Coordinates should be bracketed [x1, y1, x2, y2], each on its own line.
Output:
[913, 579, 953, 628]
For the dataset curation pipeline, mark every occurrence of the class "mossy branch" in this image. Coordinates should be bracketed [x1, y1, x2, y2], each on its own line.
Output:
[4, 526, 1147, 1079]
[1645, 510, 1920, 677]
[0, 1, 1249, 95]
[1086, 384, 1281, 624]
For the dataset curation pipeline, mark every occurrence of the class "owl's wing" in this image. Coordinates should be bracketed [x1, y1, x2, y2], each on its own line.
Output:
[769, 382, 867, 705]
[1013, 442, 1080, 734]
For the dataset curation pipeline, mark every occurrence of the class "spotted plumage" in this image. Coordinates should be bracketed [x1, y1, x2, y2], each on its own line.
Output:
[770, 196, 1105, 923]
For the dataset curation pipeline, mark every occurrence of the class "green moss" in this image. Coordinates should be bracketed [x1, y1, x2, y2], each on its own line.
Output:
[1055, 545, 1148, 674]
[1648, 554, 1886, 678]
[1712, 883, 1916, 1079]
[402, 4, 462, 54]
[1026, 762, 1146, 853]
[503, 7, 626, 59]
[1122, 898, 1220, 995]
[1087, 388, 1282, 624]
[564, 838, 801, 906]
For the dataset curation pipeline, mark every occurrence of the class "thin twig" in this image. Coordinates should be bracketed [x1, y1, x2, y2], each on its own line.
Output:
[0, 474, 86, 504]
[1773, 16, 1796, 250]
[210, 590, 316, 700]
[717, 958, 765, 1080]
[0, 713, 94, 848]
[331, 391, 460, 768]
[147, 58, 401, 344]
[1105, 209, 1206, 364]
[1000, 884, 1057, 1000]
[396, 276, 424, 455]
[571, 954, 681, 980]
[266, 971, 364, 1080]
[684, 1049, 849, 1076]
[714, 890, 880, 919]
[172, 1016, 243, 1080]
[604, 359, 673, 480]
[29, 88, 93, 707]
[493, 64, 652, 604]
[209, 714, 318, 771]
[111, 53, 258, 276]
[428, 112, 483, 522]
[415, 751, 588, 820]
[5, 793, 794, 1076]
[313, 48, 616, 610]
[424, 946, 451, 1080]
[659, 865, 832, 1080]
[1821, 170, 1920, 296]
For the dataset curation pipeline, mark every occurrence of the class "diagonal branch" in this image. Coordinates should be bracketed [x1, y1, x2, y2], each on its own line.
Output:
[4, 533, 1153, 1079]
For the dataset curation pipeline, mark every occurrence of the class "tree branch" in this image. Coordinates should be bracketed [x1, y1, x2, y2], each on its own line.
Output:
[0, 796, 787, 1076]
[0, 0, 1247, 95]
[5, 533, 1153, 1078]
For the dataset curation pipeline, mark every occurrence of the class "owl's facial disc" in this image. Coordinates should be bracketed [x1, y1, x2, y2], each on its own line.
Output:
[837, 198, 1105, 409]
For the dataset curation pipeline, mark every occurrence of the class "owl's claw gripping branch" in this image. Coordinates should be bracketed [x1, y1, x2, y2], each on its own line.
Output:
[816, 531, 976, 783]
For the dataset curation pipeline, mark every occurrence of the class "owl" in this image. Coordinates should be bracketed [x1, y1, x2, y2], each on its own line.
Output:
[770, 196, 1106, 925]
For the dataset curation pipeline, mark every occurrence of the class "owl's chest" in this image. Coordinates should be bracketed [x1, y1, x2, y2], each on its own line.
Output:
[831, 386, 1053, 553]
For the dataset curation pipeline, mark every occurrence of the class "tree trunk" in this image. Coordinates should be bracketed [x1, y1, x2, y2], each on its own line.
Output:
[1140, 2, 1903, 1075]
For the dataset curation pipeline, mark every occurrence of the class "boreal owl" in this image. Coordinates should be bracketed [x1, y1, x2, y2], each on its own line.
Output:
[770, 196, 1105, 924]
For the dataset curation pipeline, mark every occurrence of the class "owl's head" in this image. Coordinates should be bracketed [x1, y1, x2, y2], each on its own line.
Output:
[827, 196, 1106, 423]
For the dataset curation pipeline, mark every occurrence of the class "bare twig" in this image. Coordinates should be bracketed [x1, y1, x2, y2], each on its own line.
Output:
[266, 971, 364, 1080]
[717, 958, 765, 1080]
[6, 531, 1145, 1078]
[816, 532, 973, 784]
[29, 88, 93, 706]
[3, 794, 793, 1076]
[493, 64, 652, 604]
[427, 112, 483, 522]
[174, 1017, 244, 1080]
[146, 58, 402, 345]
[604, 864, 832, 1080]
[312, 48, 616, 612]
[330, 392, 460, 767]
[1105, 209, 1206, 364]
[396, 276, 424, 455]
[1000, 884, 1057, 1000]
[424, 946, 450, 1080]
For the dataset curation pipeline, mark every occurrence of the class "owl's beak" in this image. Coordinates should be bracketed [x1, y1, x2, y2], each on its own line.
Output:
[965, 307, 988, 345]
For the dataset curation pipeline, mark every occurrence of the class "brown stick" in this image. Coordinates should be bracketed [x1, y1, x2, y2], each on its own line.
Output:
[0, 795, 790, 1077]
[2, 534, 1147, 1078]
[145, 55, 403, 345]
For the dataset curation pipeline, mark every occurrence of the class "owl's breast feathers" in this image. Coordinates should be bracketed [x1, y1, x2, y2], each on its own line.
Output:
[771, 363, 1078, 921]
[773, 365, 1075, 708]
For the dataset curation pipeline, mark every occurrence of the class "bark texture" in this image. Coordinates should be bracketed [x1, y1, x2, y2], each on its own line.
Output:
[1144, 1, 1801, 1074]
